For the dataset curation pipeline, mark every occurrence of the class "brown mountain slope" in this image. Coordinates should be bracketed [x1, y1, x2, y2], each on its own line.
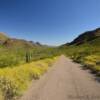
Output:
[0, 32, 42, 49]
[0, 32, 9, 44]
[70, 28, 100, 45]
[3, 38, 35, 48]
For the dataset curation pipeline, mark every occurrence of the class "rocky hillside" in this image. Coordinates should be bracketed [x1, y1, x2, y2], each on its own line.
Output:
[69, 28, 100, 45]
[0, 32, 42, 49]
[0, 32, 9, 44]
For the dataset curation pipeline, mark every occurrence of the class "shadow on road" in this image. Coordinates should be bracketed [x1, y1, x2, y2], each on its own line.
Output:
[80, 65, 100, 83]
[94, 77, 100, 83]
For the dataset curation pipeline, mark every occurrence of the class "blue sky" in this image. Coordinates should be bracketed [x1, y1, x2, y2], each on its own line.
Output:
[0, 0, 100, 45]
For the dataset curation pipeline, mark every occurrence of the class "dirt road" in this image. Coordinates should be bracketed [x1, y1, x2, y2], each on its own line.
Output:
[20, 55, 100, 100]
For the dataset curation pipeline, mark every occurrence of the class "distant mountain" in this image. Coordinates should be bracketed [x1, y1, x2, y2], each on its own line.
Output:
[0, 32, 43, 49]
[62, 28, 100, 46]
[0, 32, 9, 44]
[70, 28, 100, 45]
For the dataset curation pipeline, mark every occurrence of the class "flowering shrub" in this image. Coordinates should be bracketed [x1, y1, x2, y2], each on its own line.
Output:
[0, 57, 57, 100]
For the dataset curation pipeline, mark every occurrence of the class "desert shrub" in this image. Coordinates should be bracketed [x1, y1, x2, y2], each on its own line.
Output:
[0, 54, 19, 68]
[96, 61, 100, 66]
[84, 55, 100, 65]
[0, 47, 58, 68]
[0, 57, 56, 100]
[84, 55, 100, 72]
[71, 50, 90, 63]
[0, 77, 18, 100]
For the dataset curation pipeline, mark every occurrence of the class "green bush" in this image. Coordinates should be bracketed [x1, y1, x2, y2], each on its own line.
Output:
[0, 47, 59, 68]
[0, 77, 18, 100]
[0, 57, 57, 100]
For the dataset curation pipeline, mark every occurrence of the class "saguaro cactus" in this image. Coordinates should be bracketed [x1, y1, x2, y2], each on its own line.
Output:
[26, 52, 30, 63]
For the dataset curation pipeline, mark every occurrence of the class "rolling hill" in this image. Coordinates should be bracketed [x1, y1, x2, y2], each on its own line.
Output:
[0, 32, 9, 45]
[61, 27, 100, 55]
[0, 32, 42, 49]
[69, 28, 100, 45]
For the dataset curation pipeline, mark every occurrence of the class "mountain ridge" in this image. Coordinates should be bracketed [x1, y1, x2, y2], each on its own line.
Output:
[0, 32, 43, 49]
[62, 28, 100, 46]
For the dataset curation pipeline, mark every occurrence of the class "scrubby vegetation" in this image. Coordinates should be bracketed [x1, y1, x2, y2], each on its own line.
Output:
[0, 47, 59, 68]
[59, 28, 100, 76]
[0, 57, 57, 100]
[62, 40, 100, 71]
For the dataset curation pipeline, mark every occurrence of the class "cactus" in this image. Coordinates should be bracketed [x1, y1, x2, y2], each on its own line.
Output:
[26, 52, 30, 63]
[25, 50, 34, 63]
